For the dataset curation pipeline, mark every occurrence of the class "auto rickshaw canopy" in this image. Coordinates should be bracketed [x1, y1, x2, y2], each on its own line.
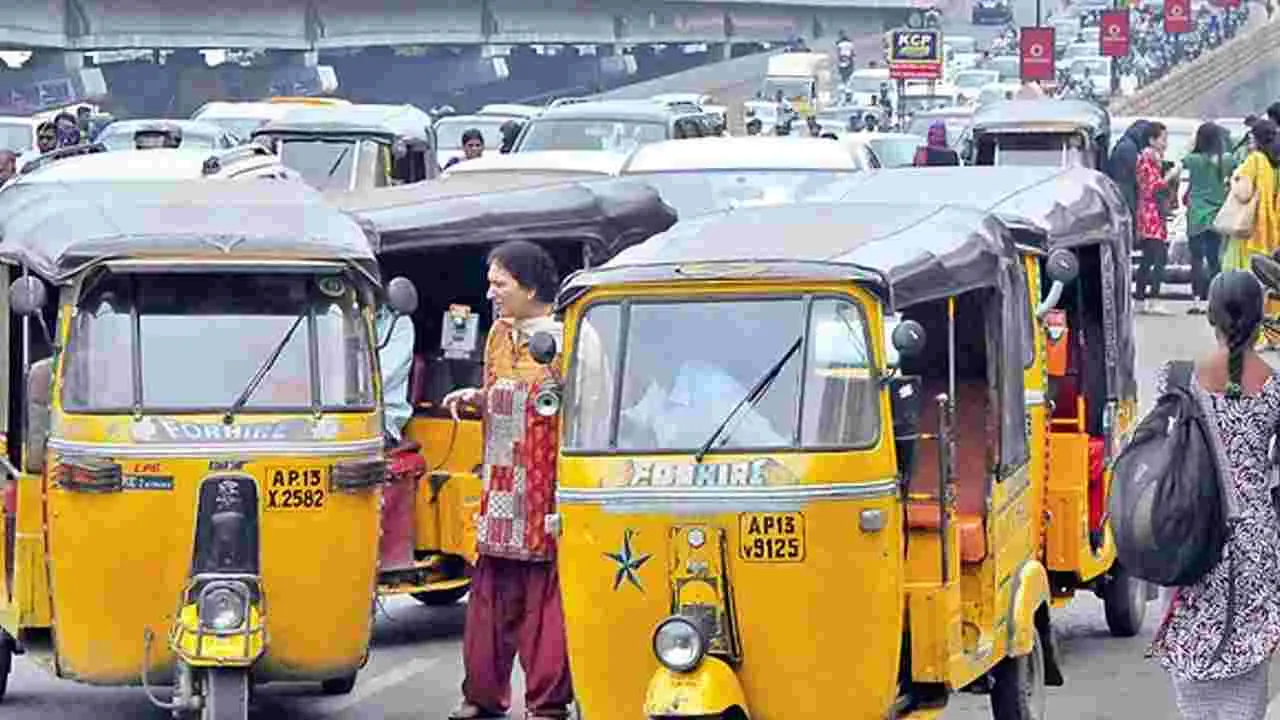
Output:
[253, 103, 434, 145]
[813, 165, 1136, 404]
[338, 173, 678, 266]
[558, 199, 1022, 310]
[968, 98, 1109, 140]
[0, 180, 379, 283]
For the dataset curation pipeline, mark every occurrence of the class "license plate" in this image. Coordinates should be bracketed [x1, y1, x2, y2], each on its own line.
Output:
[264, 466, 327, 511]
[738, 512, 805, 563]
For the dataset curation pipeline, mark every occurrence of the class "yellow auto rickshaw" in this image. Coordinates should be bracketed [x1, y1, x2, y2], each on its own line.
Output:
[540, 199, 1076, 718]
[0, 179, 418, 717]
[820, 165, 1150, 636]
[335, 173, 676, 604]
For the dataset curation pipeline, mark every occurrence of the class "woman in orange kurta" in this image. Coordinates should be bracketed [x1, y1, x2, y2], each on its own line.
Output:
[445, 240, 573, 720]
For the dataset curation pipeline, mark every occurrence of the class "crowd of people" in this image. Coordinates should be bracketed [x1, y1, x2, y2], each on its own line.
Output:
[1108, 105, 1280, 317]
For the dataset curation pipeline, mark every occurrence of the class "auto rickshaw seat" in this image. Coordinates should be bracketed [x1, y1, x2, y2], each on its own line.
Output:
[906, 379, 991, 563]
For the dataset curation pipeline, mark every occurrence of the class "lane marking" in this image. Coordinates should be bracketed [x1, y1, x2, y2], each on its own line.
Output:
[318, 657, 441, 716]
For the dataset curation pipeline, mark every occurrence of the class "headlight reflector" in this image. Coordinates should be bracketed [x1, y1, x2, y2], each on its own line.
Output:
[199, 586, 248, 631]
[652, 616, 706, 673]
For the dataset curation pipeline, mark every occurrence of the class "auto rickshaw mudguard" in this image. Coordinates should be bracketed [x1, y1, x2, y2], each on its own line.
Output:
[643, 656, 749, 718]
[1006, 559, 1063, 685]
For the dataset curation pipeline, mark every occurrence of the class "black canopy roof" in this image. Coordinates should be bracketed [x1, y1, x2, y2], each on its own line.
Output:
[969, 98, 1109, 137]
[559, 200, 1018, 310]
[338, 173, 678, 266]
[0, 180, 378, 282]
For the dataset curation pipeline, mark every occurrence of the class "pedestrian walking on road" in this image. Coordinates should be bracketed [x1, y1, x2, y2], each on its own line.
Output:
[1108, 119, 1152, 218]
[444, 240, 574, 720]
[1221, 119, 1280, 272]
[1149, 270, 1280, 720]
[1134, 121, 1181, 314]
[1183, 121, 1236, 313]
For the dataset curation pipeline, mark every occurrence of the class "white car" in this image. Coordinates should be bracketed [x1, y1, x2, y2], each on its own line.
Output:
[1068, 57, 1113, 96]
[844, 132, 926, 168]
[622, 137, 869, 173]
[943, 36, 979, 55]
[954, 70, 1002, 105]
[8, 144, 298, 187]
[976, 81, 1024, 106]
[0, 116, 35, 155]
[843, 68, 894, 107]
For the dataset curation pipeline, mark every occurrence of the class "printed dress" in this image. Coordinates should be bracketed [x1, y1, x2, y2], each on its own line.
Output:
[1149, 365, 1280, 681]
[474, 316, 563, 562]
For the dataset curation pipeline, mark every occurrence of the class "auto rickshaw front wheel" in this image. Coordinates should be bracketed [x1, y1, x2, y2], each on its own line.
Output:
[989, 627, 1046, 720]
[1101, 564, 1148, 638]
[322, 673, 358, 695]
[201, 668, 250, 720]
[412, 585, 470, 606]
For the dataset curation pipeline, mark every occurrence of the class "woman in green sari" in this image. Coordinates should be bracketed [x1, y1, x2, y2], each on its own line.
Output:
[1182, 122, 1236, 313]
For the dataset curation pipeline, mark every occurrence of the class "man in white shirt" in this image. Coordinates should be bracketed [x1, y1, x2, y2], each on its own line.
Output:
[620, 360, 787, 450]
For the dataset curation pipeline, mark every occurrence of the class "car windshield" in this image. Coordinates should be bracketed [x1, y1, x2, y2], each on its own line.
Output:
[199, 117, 266, 141]
[62, 272, 374, 413]
[628, 170, 858, 218]
[98, 126, 220, 152]
[519, 119, 668, 153]
[435, 117, 509, 151]
[846, 76, 887, 94]
[868, 137, 922, 168]
[956, 71, 999, 89]
[0, 123, 30, 153]
[276, 138, 364, 190]
[564, 296, 879, 452]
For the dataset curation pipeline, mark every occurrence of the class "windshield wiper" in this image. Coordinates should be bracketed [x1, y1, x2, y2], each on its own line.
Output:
[224, 310, 308, 424]
[694, 336, 803, 463]
[321, 145, 351, 187]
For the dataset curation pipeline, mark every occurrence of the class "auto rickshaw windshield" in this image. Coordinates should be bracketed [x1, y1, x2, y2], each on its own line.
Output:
[564, 295, 880, 453]
[61, 271, 375, 413]
[277, 137, 380, 190]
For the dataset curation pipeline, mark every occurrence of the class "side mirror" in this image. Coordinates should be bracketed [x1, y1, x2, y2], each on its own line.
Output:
[529, 331, 557, 366]
[10, 276, 47, 317]
[386, 276, 418, 316]
[1046, 248, 1080, 284]
[891, 319, 927, 358]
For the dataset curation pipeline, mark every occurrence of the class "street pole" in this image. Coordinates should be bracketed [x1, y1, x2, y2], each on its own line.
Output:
[1037, 0, 1043, 25]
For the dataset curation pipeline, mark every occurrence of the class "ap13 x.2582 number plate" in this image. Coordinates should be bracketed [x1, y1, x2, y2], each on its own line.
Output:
[738, 512, 805, 563]
[264, 466, 326, 511]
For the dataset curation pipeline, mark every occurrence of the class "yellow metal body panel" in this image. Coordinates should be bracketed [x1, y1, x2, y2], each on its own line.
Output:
[41, 413, 380, 685]
[406, 416, 481, 564]
[11, 471, 52, 629]
[644, 657, 749, 717]
[1008, 561, 1050, 656]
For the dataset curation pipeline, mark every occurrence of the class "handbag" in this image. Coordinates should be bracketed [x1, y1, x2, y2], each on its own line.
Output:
[1213, 168, 1258, 238]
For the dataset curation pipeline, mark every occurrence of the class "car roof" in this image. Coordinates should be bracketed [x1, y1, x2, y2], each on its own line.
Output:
[98, 119, 230, 138]
[193, 102, 298, 120]
[444, 150, 628, 176]
[622, 137, 859, 173]
[534, 100, 691, 122]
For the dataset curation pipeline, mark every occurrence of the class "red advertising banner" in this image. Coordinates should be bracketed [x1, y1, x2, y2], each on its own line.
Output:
[1099, 10, 1130, 57]
[1165, 0, 1191, 33]
[1020, 27, 1055, 82]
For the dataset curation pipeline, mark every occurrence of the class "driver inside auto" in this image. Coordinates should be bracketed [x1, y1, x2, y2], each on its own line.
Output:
[618, 335, 788, 450]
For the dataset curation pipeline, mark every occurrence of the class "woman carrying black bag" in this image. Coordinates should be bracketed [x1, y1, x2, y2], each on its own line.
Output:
[1149, 271, 1280, 719]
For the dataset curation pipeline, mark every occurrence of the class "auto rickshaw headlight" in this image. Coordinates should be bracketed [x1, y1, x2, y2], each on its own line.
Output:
[653, 616, 706, 673]
[199, 585, 249, 632]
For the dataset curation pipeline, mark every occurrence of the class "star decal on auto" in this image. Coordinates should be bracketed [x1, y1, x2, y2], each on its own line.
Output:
[604, 528, 651, 592]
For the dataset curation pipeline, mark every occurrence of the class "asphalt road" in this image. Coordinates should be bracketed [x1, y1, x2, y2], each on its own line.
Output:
[1, 302, 1264, 720]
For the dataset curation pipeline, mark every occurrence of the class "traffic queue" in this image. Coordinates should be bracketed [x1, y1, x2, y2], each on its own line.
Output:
[0, 3, 1275, 713]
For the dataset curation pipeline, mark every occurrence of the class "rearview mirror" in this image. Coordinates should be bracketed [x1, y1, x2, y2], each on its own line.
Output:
[891, 319, 927, 358]
[386, 277, 418, 316]
[9, 276, 47, 317]
[529, 331, 558, 366]
[1046, 248, 1079, 284]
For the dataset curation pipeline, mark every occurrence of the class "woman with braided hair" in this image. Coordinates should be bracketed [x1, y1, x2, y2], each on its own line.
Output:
[1149, 270, 1280, 719]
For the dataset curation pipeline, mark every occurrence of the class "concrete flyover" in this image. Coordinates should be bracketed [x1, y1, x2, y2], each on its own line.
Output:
[1109, 8, 1278, 118]
[0, 0, 919, 50]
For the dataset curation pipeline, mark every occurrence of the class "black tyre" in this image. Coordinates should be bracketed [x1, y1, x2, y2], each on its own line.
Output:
[989, 629, 1046, 720]
[0, 631, 12, 703]
[321, 673, 357, 695]
[202, 668, 249, 720]
[1103, 564, 1148, 637]
[412, 584, 470, 607]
